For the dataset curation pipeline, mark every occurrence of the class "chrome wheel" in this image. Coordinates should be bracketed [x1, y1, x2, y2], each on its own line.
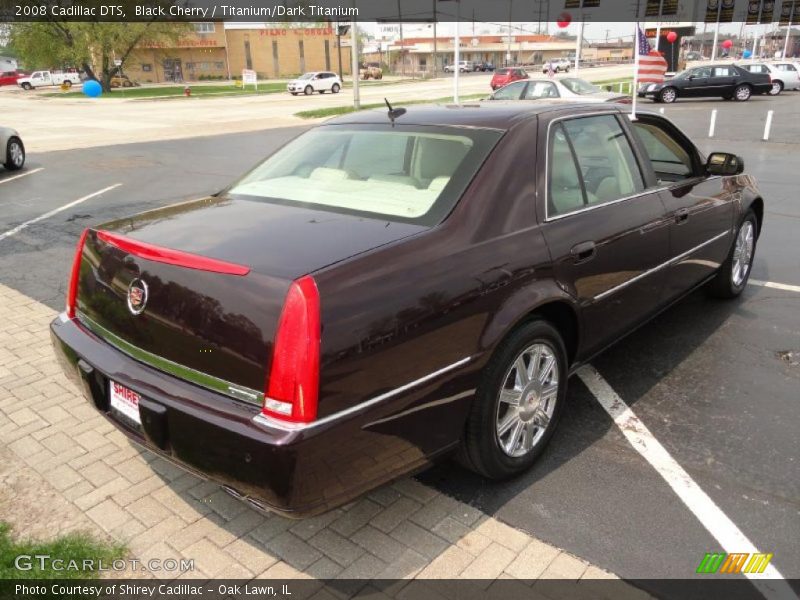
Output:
[735, 85, 751, 101]
[495, 342, 559, 458]
[8, 140, 24, 168]
[732, 221, 754, 287]
[660, 88, 676, 103]
[769, 82, 782, 96]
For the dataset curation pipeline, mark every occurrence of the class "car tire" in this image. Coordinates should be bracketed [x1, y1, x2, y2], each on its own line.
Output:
[4, 136, 25, 171]
[659, 87, 677, 103]
[708, 210, 758, 299]
[734, 84, 752, 101]
[331, 83, 340, 93]
[769, 81, 783, 96]
[122, 80, 133, 88]
[462, 319, 567, 480]
[21, 82, 32, 90]
[63, 80, 72, 88]
[564, 66, 570, 72]
[304, 85, 313, 96]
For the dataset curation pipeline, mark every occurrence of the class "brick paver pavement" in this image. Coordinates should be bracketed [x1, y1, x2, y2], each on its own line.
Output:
[0, 282, 651, 597]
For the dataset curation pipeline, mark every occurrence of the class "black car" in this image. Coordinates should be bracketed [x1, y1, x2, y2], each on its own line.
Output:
[638, 64, 772, 103]
[475, 62, 495, 72]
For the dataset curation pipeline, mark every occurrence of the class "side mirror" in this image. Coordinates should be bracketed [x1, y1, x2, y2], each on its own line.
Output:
[706, 152, 744, 176]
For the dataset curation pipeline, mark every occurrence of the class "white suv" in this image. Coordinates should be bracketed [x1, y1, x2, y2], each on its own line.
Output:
[287, 72, 342, 96]
[444, 61, 474, 73]
[770, 62, 800, 91]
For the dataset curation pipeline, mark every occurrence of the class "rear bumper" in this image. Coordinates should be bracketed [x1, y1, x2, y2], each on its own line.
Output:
[50, 314, 472, 518]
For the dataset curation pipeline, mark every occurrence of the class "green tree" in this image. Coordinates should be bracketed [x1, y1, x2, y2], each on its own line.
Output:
[10, 10, 188, 92]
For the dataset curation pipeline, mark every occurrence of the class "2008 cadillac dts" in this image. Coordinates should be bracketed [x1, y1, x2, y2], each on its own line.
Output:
[51, 103, 763, 517]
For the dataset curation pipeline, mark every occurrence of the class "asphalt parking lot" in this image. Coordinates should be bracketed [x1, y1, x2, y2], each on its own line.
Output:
[1, 94, 798, 597]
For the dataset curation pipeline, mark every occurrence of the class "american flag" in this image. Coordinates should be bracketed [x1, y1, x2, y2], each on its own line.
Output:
[636, 25, 668, 84]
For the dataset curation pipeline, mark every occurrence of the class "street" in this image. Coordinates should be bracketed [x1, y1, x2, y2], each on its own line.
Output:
[1, 91, 798, 596]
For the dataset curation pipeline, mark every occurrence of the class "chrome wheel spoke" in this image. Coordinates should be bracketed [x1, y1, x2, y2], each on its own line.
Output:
[514, 356, 529, 387]
[527, 346, 542, 382]
[506, 420, 524, 453]
[540, 382, 559, 401]
[538, 354, 555, 384]
[522, 422, 536, 451]
[498, 408, 520, 436]
[499, 388, 522, 407]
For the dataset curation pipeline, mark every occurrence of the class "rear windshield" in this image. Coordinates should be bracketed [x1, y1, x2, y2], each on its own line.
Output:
[560, 77, 600, 95]
[496, 68, 510, 75]
[227, 124, 502, 225]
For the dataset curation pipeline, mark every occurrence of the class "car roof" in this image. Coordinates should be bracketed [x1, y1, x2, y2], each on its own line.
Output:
[324, 101, 619, 131]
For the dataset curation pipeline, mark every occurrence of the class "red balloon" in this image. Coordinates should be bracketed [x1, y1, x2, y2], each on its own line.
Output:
[557, 12, 571, 28]
[722, 39, 733, 49]
[666, 31, 677, 43]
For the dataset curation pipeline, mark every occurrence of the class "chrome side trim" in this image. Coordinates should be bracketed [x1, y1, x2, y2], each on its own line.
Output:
[76, 312, 264, 407]
[593, 230, 729, 302]
[253, 356, 474, 433]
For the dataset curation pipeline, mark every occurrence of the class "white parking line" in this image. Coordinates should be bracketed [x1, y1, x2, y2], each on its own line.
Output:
[0, 184, 121, 242]
[577, 365, 796, 600]
[750, 279, 800, 294]
[0, 167, 44, 185]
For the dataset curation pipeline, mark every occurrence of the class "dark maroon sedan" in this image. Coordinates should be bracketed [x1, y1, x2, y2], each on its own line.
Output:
[51, 103, 763, 517]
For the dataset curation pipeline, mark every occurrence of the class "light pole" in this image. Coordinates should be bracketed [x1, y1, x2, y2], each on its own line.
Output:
[507, 0, 513, 67]
[351, 19, 360, 109]
[438, 0, 460, 102]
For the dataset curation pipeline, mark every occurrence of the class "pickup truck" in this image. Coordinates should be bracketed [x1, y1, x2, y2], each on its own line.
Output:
[542, 58, 572, 73]
[17, 70, 81, 90]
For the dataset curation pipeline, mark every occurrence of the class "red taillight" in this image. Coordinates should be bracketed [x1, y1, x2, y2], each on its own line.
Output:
[263, 275, 320, 423]
[66, 228, 89, 319]
[96, 230, 250, 276]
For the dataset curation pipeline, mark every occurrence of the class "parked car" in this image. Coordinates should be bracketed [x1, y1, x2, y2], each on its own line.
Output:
[444, 61, 475, 73]
[638, 64, 772, 102]
[360, 62, 383, 80]
[490, 67, 529, 90]
[474, 62, 495, 72]
[0, 70, 27, 86]
[769, 62, 800, 90]
[17, 70, 81, 90]
[51, 102, 763, 517]
[738, 62, 800, 94]
[685, 51, 708, 61]
[1, 127, 25, 171]
[287, 72, 342, 95]
[110, 74, 139, 88]
[489, 77, 631, 103]
[543, 58, 572, 73]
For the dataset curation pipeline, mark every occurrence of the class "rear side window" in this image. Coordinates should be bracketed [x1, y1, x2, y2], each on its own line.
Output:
[548, 115, 645, 218]
[524, 81, 559, 99]
[492, 80, 526, 100]
[775, 64, 797, 72]
[713, 67, 733, 77]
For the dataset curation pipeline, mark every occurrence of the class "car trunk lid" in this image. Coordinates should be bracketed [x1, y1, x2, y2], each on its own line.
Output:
[74, 196, 425, 403]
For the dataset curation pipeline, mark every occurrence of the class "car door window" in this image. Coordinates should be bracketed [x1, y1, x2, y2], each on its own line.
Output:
[548, 124, 586, 217]
[692, 67, 712, 78]
[631, 121, 694, 183]
[524, 81, 559, 99]
[712, 67, 732, 77]
[562, 115, 645, 206]
[492, 81, 526, 100]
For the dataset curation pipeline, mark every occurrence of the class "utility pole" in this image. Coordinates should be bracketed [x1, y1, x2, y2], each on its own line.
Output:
[507, 0, 513, 67]
[454, 8, 461, 102]
[711, 0, 722, 61]
[351, 19, 360, 109]
[336, 22, 344, 81]
[575, 20, 584, 73]
[432, 0, 438, 78]
[397, 0, 405, 77]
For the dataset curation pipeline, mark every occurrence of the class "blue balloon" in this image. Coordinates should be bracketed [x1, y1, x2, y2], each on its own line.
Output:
[743, 50, 752, 59]
[83, 79, 102, 98]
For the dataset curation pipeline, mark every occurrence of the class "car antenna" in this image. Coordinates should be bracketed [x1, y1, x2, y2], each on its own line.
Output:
[385, 98, 406, 126]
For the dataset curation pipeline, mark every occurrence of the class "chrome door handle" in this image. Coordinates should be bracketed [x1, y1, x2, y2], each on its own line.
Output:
[675, 208, 690, 224]
[570, 241, 596, 263]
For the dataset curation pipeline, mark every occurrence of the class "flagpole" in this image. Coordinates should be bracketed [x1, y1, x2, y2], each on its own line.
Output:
[631, 22, 639, 119]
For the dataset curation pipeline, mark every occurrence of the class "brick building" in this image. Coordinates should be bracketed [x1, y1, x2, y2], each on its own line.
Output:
[124, 23, 352, 83]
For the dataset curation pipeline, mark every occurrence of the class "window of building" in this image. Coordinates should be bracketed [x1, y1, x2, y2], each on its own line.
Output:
[193, 23, 215, 34]
[215, 62, 224, 70]
[141, 64, 153, 72]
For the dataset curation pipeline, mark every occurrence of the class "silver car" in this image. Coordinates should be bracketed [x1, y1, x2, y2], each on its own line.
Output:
[1, 127, 25, 171]
[489, 77, 631, 104]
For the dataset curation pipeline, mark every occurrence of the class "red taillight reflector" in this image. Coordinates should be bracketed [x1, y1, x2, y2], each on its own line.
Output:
[263, 276, 320, 423]
[66, 228, 89, 319]
[96, 230, 250, 276]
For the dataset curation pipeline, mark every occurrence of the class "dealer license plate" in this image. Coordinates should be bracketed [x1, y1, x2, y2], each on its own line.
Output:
[109, 380, 142, 426]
